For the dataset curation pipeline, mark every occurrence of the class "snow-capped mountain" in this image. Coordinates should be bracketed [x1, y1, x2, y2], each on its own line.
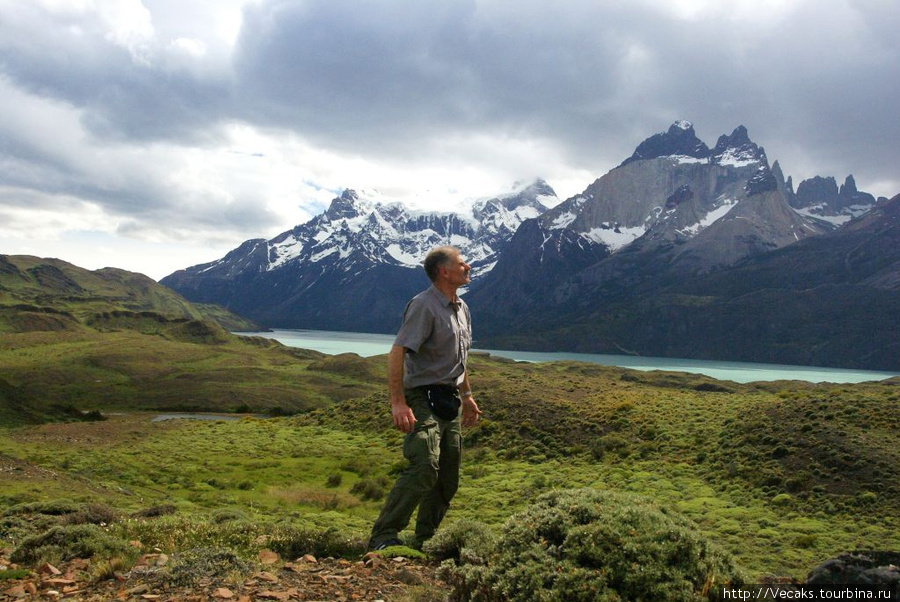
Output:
[160, 180, 554, 331]
[465, 121, 886, 368]
[493, 122, 829, 279]
[160, 120, 891, 369]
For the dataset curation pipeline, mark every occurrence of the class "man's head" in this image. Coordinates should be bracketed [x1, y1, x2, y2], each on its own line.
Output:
[424, 246, 470, 286]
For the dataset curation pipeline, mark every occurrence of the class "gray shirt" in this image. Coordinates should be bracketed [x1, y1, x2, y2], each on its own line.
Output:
[394, 285, 472, 389]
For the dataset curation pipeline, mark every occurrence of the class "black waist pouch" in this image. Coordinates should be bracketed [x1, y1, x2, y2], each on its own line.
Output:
[425, 385, 461, 421]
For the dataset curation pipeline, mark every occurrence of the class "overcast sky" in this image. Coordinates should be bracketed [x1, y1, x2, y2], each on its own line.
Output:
[1, 0, 898, 280]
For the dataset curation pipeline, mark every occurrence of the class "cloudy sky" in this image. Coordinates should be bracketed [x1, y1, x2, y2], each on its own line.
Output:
[1, 0, 898, 280]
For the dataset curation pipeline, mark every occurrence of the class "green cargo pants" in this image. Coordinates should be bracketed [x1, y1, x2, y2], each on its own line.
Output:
[368, 387, 461, 549]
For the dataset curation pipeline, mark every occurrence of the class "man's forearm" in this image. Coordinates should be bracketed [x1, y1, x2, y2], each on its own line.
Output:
[388, 344, 406, 403]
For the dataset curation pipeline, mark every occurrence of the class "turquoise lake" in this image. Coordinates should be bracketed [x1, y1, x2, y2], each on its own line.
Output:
[237, 329, 900, 384]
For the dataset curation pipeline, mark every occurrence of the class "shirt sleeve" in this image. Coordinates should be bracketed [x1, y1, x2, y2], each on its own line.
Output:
[393, 296, 433, 354]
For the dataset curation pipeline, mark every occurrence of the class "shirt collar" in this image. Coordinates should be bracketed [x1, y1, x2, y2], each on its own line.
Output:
[428, 284, 460, 309]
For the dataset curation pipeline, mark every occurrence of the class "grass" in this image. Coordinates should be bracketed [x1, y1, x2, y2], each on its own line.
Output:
[2, 356, 898, 579]
[1, 256, 898, 584]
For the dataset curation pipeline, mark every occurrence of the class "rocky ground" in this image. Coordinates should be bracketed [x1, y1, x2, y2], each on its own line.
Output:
[0, 547, 447, 602]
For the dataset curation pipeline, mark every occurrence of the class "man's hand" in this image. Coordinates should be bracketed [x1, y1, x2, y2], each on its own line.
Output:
[461, 396, 483, 428]
[392, 398, 416, 433]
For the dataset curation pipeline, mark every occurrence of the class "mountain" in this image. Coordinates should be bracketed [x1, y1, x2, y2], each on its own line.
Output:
[161, 181, 555, 331]
[470, 192, 900, 370]
[788, 174, 879, 226]
[0, 254, 258, 334]
[468, 123, 830, 325]
[160, 121, 890, 369]
[466, 122, 895, 370]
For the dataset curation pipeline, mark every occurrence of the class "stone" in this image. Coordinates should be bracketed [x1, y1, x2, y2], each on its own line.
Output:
[254, 571, 278, 583]
[213, 587, 235, 599]
[806, 551, 900, 593]
[258, 549, 279, 565]
[39, 562, 62, 575]
[3, 584, 27, 598]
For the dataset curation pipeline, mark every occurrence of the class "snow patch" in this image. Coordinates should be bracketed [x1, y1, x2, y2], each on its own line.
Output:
[672, 155, 707, 165]
[385, 244, 420, 266]
[678, 199, 739, 236]
[793, 207, 852, 226]
[715, 149, 759, 168]
[583, 224, 647, 251]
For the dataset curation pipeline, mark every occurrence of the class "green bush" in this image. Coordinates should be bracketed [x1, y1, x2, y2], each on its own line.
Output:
[11, 524, 135, 565]
[441, 488, 744, 602]
[350, 475, 391, 501]
[423, 519, 497, 564]
[4, 499, 80, 517]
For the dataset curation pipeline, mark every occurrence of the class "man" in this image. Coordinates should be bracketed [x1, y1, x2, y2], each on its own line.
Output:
[368, 245, 482, 551]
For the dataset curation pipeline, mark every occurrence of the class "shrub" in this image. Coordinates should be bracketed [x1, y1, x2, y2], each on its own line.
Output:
[62, 503, 120, 526]
[422, 519, 496, 564]
[163, 547, 254, 587]
[267, 526, 366, 560]
[326, 473, 343, 488]
[4, 499, 80, 517]
[350, 476, 391, 501]
[211, 509, 248, 524]
[131, 504, 177, 519]
[441, 488, 744, 602]
[11, 524, 135, 565]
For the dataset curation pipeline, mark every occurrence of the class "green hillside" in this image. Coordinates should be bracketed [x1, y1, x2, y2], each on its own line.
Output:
[1, 254, 897, 590]
[0, 254, 259, 334]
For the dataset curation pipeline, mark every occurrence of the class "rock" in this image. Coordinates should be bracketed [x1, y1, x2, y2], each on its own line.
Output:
[393, 567, 424, 585]
[39, 562, 62, 575]
[257, 591, 290, 601]
[806, 551, 900, 593]
[254, 571, 279, 583]
[213, 587, 235, 599]
[24, 582, 38, 595]
[3, 584, 27, 598]
[155, 553, 169, 567]
[258, 549, 279, 565]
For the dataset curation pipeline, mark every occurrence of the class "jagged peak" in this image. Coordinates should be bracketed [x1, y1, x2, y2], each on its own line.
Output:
[473, 179, 556, 218]
[840, 174, 858, 195]
[324, 189, 378, 221]
[619, 121, 711, 167]
[711, 125, 766, 168]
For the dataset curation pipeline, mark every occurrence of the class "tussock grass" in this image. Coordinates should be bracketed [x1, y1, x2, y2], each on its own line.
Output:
[2, 344, 898, 580]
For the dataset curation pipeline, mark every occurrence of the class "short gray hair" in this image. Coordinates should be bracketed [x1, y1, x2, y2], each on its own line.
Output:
[423, 246, 459, 282]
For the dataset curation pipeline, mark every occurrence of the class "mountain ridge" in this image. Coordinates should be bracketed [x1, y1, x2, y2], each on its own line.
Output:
[159, 122, 892, 369]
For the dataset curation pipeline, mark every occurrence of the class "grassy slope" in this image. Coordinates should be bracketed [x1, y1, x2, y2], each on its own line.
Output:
[1, 351, 898, 578]
[0, 254, 259, 333]
[1, 254, 898, 580]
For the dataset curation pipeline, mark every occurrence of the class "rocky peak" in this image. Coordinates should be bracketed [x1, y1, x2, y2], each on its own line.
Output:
[619, 121, 711, 167]
[746, 165, 778, 196]
[473, 179, 555, 220]
[711, 125, 766, 167]
[325, 189, 369, 221]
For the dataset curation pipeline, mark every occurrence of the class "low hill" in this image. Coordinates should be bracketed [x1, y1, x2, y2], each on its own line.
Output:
[0, 255, 260, 334]
[0, 255, 381, 424]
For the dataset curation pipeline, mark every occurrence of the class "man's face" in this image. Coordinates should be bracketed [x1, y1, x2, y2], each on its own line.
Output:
[442, 252, 471, 286]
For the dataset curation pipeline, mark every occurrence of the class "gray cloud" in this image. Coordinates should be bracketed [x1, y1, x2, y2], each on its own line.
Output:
[231, 0, 900, 194]
[0, 0, 898, 266]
